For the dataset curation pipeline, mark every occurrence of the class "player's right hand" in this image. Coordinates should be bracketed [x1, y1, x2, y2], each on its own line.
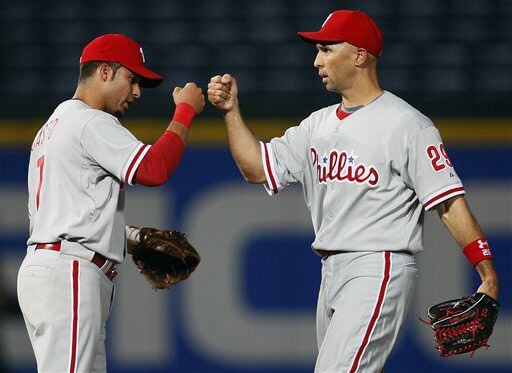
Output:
[173, 83, 205, 114]
[208, 74, 238, 113]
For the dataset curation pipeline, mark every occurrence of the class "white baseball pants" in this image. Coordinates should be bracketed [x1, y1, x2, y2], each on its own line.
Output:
[17, 248, 115, 373]
[315, 251, 417, 373]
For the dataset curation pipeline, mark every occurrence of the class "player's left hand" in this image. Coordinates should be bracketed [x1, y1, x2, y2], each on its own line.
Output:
[126, 226, 200, 289]
[421, 292, 500, 357]
[173, 82, 205, 114]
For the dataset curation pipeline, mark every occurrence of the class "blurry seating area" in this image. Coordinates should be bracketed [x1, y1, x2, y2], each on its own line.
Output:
[1, 0, 510, 117]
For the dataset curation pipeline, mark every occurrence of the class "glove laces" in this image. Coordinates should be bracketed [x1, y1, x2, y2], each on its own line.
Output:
[434, 309, 489, 357]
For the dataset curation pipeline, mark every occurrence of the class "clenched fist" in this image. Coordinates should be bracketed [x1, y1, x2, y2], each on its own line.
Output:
[173, 82, 205, 114]
[208, 74, 238, 114]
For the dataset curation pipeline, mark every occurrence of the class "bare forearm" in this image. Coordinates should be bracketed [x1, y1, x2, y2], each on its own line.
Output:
[436, 196, 499, 299]
[475, 259, 498, 300]
[208, 74, 265, 183]
[224, 105, 265, 183]
[436, 196, 483, 246]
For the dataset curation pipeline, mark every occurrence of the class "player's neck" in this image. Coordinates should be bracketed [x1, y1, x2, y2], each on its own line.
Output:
[341, 85, 382, 108]
[73, 85, 106, 112]
[340, 68, 382, 108]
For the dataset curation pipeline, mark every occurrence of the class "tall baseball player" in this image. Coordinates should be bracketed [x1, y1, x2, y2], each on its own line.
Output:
[17, 34, 204, 372]
[208, 10, 499, 372]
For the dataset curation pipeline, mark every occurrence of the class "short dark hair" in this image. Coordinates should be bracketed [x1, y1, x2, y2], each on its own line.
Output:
[78, 61, 122, 84]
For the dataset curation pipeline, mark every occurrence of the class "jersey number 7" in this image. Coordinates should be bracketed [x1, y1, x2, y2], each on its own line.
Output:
[36, 155, 45, 210]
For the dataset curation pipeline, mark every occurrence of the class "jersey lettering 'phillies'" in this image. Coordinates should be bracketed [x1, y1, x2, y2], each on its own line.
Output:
[311, 147, 379, 186]
[260, 91, 465, 254]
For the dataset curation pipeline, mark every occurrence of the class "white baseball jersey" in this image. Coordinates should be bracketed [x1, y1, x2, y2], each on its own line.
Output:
[261, 91, 465, 254]
[26, 99, 150, 262]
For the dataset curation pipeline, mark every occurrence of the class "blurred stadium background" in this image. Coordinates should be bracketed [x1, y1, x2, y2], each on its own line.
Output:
[1, 0, 510, 372]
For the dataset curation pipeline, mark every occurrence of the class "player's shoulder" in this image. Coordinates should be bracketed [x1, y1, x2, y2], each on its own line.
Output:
[57, 99, 120, 128]
[303, 104, 338, 126]
[379, 91, 434, 132]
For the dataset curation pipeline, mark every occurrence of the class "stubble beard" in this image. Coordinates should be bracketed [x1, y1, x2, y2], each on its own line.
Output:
[113, 110, 124, 119]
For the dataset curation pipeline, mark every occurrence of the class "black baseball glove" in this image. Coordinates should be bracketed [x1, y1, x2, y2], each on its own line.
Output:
[127, 227, 200, 289]
[421, 292, 500, 357]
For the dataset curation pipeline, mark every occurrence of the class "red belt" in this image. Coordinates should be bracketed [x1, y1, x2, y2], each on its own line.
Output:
[316, 250, 343, 259]
[35, 242, 117, 280]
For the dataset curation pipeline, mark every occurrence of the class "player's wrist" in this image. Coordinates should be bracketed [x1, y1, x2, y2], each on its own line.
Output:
[462, 237, 492, 267]
[172, 103, 196, 129]
[476, 260, 498, 282]
[477, 280, 498, 301]
[222, 102, 240, 118]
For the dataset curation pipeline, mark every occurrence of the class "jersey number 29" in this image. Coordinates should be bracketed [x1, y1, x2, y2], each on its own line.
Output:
[426, 144, 452, 172]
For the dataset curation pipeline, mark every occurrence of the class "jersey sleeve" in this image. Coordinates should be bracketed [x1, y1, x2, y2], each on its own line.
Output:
[81, 114, 151, 185]
[261, 120, 310, 195]
[401, 126, 465, 210]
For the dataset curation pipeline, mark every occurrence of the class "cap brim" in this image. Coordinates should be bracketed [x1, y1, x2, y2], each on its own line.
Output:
[123, 63, 164, 88]
[297, 31, 343, 44]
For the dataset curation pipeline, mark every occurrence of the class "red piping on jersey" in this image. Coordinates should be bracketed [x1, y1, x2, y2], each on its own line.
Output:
[350, 251, 391, 373]
[263, 143, 278, 194]
[423, 186, 465, 210]
[124, 144, 148, 183]
[69, 260, 80, 373]
[336, 105, 352, 121]
[134, 131, 185, 186]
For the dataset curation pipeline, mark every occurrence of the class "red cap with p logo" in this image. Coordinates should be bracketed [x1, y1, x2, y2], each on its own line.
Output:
[298, 10, 384, 58]
[80, 34, 163, 88]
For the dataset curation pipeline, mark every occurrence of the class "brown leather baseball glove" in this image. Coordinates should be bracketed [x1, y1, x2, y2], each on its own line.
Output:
[127, 227, 200, 289]
[421, 292, 500, 357]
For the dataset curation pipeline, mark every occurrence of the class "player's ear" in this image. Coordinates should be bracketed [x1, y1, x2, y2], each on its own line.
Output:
[354, 48, 368, 67]
[98, 63, 111, 82]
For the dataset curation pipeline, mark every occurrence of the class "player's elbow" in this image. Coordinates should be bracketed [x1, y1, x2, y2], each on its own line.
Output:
[135, 172, 170, 187]
[240, 168, 266, 184]
[148, 178, 168, 187]
[152, 172, 172, 186]
[139, 179, 166, 187]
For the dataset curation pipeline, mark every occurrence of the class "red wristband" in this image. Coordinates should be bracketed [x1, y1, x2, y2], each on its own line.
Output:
[172, 103, 196, 129]
[462, 238, 492, 267]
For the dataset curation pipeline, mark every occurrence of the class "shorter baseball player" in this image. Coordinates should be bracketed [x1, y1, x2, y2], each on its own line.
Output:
[17, 34, 204, 372]
[208, 10, 499, 372]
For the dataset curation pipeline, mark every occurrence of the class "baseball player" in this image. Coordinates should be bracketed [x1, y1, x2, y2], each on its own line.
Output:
[17, 34, 205, 372]
[208, 10, 499, 372]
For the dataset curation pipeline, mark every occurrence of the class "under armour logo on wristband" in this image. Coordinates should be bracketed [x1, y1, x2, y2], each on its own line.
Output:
[477, 239, 488, 249]
[463, 238, 492, 266]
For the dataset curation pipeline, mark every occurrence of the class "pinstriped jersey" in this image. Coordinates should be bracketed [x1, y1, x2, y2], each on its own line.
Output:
[260, 91, 465, 254]
[27, 99, 150, 262]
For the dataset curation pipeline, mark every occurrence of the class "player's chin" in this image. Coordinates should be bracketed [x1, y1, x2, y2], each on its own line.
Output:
[323, 83, 338, 93]
[113, 109, 125, 119]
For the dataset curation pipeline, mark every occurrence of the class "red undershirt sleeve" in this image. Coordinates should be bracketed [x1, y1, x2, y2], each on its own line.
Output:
[133, 130, 185, 186]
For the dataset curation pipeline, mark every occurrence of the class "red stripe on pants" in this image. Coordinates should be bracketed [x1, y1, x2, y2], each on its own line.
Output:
[350, 252, 391, 372]
[69, 260, 80, 373]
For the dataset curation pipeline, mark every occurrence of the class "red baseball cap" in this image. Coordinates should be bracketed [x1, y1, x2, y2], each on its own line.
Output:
[80, 34, 163, 88]
[297, 10, 384, 58]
